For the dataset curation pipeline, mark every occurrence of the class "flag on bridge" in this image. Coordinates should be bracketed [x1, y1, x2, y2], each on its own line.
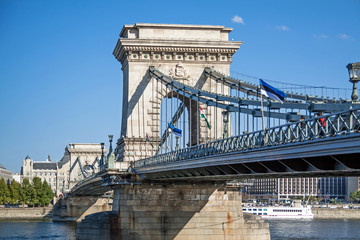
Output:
[200, 106, 211, 129]
[259, 79, 286, 103]
[168, 123, 182, 137]
[146, 134, 154, 148]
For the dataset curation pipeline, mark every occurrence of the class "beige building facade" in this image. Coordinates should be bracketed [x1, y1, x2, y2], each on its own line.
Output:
[0, 164, 13, 183]
[21, 143, 105, 196]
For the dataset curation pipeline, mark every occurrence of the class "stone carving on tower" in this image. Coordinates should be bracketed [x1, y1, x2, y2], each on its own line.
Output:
[169, 63, 190, 80]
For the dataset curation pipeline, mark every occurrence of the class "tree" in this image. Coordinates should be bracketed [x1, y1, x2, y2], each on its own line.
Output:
[22, 178, 36, 206]
[350, 191, 360, 202]
[18, 181, 25, 207]
[0, 178, 10, 204]
[32, 177, 43, 206]
[41, 180, 54, 206]
[9, 180, 21, 205]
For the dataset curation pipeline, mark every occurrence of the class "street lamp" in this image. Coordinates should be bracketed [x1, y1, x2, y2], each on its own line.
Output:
[222, 111, 229, 139]
[347, 62, 360, 101]
[100, 142, 105, 167]
[108, 134, 114, 151]
[175, 135, 180, 150]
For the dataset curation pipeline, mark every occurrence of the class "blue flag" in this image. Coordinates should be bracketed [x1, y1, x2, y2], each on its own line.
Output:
[259, 79, 286, 103]
[168, 123, 182, 137]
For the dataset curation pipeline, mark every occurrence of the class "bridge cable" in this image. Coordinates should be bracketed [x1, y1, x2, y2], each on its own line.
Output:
[160, 77, 163, 153]
[166, 83, 168, 152]
[197, 92, 199, 145]
[190, 91, 192, 146]
[183, 87, 186, 149]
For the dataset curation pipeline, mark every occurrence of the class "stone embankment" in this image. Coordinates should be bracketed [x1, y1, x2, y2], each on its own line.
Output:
[2, 205, 359, 221]
[313, 208, 360, 219]
[0, 207, 52, 219]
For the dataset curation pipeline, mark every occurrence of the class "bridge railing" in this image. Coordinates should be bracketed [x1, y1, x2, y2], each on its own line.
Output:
[135, 108, 360, 168]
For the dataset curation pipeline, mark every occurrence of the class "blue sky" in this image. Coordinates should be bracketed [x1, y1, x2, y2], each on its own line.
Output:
[1, 0, 359, 173]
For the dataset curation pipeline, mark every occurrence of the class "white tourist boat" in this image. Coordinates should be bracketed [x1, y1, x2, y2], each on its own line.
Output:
[242, 205, 314, 219]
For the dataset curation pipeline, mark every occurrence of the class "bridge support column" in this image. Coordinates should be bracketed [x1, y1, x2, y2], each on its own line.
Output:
[52, 196, 112, 222]
[77, 182, 270, 240]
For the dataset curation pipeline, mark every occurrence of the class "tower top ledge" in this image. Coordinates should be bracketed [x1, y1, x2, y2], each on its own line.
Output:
[120, 23, 233, 41]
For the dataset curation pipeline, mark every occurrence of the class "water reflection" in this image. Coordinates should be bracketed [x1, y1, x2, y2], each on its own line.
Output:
[268, 219, 360, 240]
[0, 219, 76, 240]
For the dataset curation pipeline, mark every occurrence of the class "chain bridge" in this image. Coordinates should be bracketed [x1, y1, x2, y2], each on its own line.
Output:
[72, 23, 360, 240]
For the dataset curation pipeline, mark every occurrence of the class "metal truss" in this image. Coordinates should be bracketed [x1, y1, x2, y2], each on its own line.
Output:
[149, 67, 360, 120]
[135, 108, 360, 168]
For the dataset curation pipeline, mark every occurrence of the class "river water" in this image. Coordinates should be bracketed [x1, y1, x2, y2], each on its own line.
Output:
[0, 219, 360, 239]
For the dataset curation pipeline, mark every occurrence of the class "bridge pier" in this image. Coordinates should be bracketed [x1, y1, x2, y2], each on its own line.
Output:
[77, 182, 270, 240]
[52, 196, 112, 222]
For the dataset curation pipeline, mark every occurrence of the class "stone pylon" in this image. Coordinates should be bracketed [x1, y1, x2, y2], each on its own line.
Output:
[76, 183, 270, 240]
[112, 23, 242, 166]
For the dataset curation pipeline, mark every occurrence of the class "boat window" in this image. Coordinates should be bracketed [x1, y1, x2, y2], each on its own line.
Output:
[264, 213, 267, 215]
[264, 209, 267, 211]
[253, 209, 257, 211]
[258, 209, 262, 211]
[242, 209, 246, 211]
[258, 213, 262, 215]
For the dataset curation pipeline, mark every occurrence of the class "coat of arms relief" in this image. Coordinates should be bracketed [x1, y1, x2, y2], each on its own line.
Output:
[169, 63, 190, 81]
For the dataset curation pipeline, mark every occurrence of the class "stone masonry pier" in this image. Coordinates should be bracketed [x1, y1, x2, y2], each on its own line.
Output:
[77, 182, 270, 240]
[52, 196, 112, 222]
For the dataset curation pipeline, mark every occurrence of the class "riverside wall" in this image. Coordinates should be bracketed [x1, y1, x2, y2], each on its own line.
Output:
[313, 208, 360, 219]
[0, 207, 52, 219]
[1, 205, 359, 221]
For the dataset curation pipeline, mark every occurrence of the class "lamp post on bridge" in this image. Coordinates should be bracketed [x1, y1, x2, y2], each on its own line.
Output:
[108, 134, 114, 153]
[100, 142, 105, 168]
[107, 134, 115, 168]
[222, 111, 229, 139]
[347, 62, 360, 102]
[175, 135, 180, 151]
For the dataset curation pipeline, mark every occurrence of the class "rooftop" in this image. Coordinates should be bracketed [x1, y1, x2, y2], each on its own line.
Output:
[33, 162, 57, 170]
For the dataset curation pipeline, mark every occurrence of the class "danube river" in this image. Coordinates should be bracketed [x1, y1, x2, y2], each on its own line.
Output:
[1, 219, 360, 239]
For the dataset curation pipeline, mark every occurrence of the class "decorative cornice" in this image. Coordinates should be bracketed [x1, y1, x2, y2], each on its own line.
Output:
[113, 38, 242, 65]
[123, 46, 237, 53]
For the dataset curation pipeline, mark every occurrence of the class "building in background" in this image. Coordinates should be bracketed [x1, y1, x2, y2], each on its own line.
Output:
[244, 176, 359, 201]
[0, 164, 13, 183]
[12, 173, 21, 183]
[21, 143, 105, 196]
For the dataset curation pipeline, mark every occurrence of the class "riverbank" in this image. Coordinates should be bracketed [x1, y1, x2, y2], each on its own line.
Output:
[0, 207, 52, 219]
[313, 207, 360, 219]
[1, 206, 359, 220]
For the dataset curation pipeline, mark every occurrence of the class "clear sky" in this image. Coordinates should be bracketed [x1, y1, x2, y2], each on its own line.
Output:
[1, 0, 359, 173]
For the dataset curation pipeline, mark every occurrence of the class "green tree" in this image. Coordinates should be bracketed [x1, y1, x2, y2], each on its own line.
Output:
[9, 180, 21, 205]
[32, 177, 43, 206]
[350, 191, 360, 202]
[0, 178, 10, 204]
[41, 180, 54, 206]
[22, 178, 36, 206]
[18, 182, 25, 207]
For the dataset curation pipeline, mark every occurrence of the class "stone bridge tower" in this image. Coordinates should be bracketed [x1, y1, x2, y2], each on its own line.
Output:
[113, 23, 242, 165]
